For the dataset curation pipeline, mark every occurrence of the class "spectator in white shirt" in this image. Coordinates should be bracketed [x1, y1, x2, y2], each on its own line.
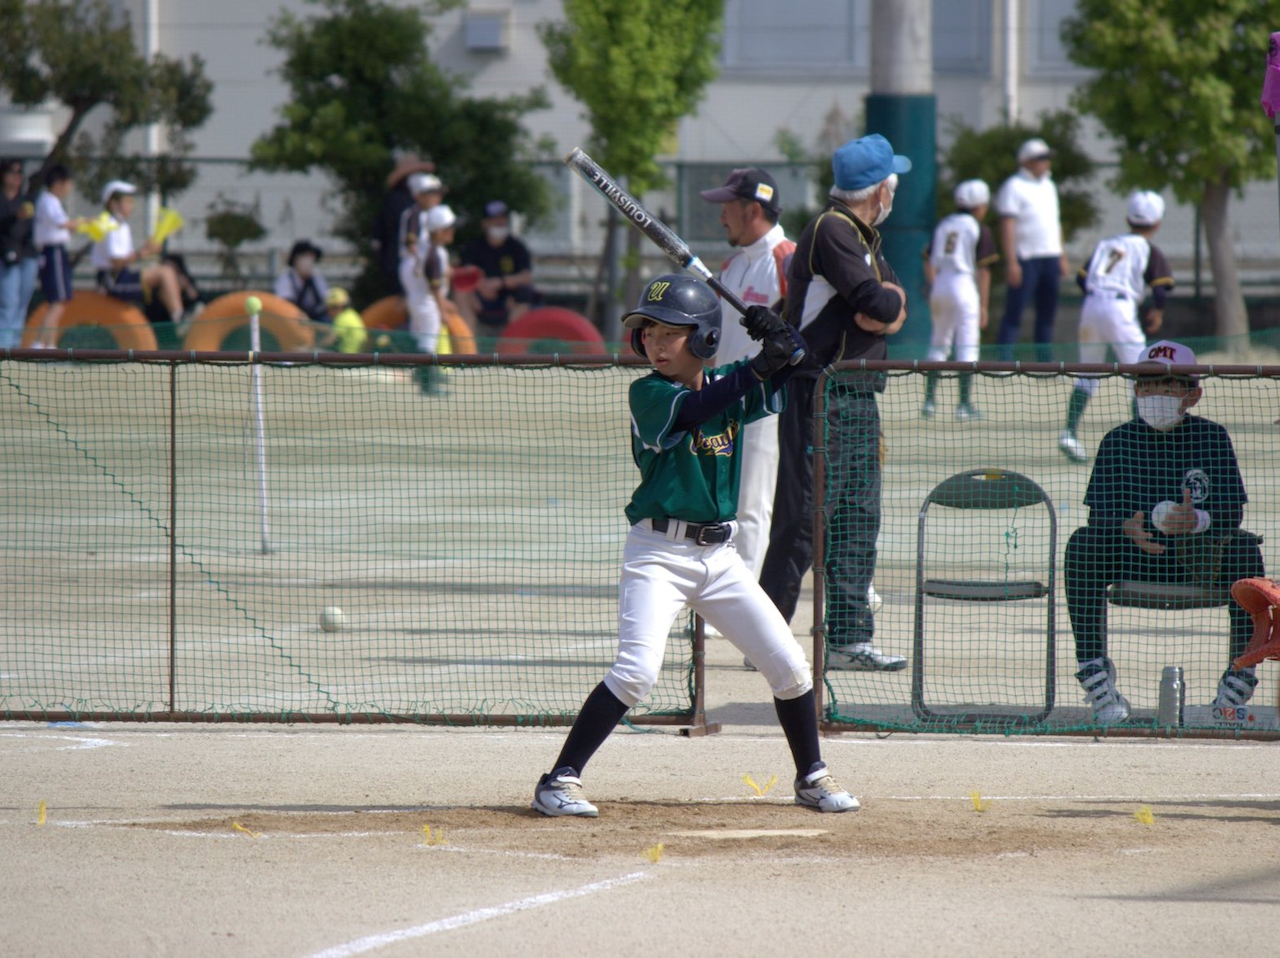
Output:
[32, 164, 85, 347]
[993, 139, 1070, 362]
[90, 180, 185, 323]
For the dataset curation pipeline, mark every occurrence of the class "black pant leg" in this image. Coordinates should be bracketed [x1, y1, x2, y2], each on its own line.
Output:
[759, 375, 817, 623]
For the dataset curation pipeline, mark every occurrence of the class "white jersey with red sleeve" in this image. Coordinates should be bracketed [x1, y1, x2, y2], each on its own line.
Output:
[713, 223, 796, 364]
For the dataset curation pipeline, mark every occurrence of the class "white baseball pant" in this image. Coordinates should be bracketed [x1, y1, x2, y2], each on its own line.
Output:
[732, 416, 779, 578]
[1074, 292, 1146, 396]
[399, 257, 441, 353]
[926, 271, 981, 363]
[605, 521, 813, 708]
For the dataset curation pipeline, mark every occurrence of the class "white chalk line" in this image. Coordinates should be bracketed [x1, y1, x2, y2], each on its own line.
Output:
[0, 732, 125, 751]
[302, 871, 650, 958]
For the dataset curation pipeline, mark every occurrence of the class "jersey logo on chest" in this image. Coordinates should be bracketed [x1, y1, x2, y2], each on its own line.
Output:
[691, 420, 740, 458]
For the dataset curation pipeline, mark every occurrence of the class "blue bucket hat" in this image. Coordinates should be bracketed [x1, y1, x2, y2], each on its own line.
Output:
[832, 134, 912, 191]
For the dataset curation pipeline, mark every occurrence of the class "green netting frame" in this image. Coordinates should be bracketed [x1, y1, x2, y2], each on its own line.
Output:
[0, 353, 705, 727]
[817, 358, 1280, 739]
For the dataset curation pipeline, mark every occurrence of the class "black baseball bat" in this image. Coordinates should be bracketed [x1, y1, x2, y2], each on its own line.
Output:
[564, 147, 803, 364]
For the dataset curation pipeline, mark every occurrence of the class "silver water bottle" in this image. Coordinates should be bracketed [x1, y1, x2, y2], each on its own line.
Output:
[1157, 666, 1185, 727]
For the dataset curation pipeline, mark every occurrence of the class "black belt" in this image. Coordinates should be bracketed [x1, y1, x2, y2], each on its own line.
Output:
[1088, 290, 1130, 301]
[651, 518, 733, 545]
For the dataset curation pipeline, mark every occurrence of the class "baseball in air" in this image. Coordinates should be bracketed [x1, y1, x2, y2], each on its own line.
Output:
[244, 295, 263, 315]
[319, 606, 345, 633]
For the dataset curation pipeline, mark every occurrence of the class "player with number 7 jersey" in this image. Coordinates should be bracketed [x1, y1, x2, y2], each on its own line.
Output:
[1058, 190, 1175, 463]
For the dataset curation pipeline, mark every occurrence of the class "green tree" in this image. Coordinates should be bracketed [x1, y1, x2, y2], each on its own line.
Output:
[0, 0, 212, 200]
[251, 0, 551, 305]
[939, 110, 1098, 282]
[1062, 0, 1279, 341]
[540, 0, 723, 325]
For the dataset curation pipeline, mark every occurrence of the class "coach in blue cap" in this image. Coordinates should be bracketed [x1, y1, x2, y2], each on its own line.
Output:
[757, 133, 913, 674]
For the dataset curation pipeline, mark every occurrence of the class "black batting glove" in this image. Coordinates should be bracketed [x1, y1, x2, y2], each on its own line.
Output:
[749, 324, 807, 380]
[742, 304, 788, 342]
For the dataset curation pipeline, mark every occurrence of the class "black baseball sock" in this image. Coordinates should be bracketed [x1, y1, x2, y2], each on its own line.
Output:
[924, 371, 938, 401]
[774, 690, 821, 777]
[1065, 386, 1089, 433]
[958, 372, 972, 405]
[552, 682, 629, 776]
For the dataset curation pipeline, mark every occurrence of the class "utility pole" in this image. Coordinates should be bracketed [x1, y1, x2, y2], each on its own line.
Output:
[866, 0, 935, 357]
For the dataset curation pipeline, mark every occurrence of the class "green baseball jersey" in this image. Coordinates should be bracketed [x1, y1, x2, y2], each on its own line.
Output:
[624, 361, 783, 525]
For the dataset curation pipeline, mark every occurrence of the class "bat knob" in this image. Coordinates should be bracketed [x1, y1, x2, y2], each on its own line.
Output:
[788, 346, 806, 366]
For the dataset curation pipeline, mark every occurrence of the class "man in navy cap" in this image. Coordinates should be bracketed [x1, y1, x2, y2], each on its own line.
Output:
[457, 199, 536, 343]
[758, 133, 912, 673]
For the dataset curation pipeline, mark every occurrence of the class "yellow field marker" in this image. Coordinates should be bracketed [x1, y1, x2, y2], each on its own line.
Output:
[643, 843, 664, 863]
[1133, 806, 1155, 825]
[422, 825, 447, 846]
[37, 801, 46, 826]
[969, 791, 991, 812]
[741, 774, 778, 797]
[232, 822, 262, 838]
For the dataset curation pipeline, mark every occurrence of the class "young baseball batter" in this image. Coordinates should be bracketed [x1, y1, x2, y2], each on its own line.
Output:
[921, 179, 998, 421]
[532, 275, 858, 817]
[1058, 190, 1173, 463]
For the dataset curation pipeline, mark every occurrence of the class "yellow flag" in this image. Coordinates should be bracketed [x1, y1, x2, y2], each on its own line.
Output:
[150, 207, 185, 246]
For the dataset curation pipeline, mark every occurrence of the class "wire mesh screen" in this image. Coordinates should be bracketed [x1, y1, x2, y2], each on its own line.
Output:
[0, 358, 695, 723]
[820, 363, 1280, 736]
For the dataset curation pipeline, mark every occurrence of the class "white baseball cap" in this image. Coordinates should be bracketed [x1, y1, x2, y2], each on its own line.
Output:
[425, 204, 456, 232]
[1126, 190, 1165, 227]
[953, 179, 990, 209]
[101, 179, 137, 205]
[1139, 340, 1198, 382]
[407, 172, 444, 195]
[1017, 138, 1053, 164]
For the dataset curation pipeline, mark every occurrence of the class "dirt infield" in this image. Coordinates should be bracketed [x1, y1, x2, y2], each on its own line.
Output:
[5, 627, 1280, 958]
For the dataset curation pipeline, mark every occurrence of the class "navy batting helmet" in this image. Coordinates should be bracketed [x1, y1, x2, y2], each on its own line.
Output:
[623, 274, 721, 360]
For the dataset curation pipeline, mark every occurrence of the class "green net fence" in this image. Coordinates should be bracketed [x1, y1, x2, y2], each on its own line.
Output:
[819, 359, 1280, 736]
[7, 348, 1280, 737]
[0, 356, 696, 723]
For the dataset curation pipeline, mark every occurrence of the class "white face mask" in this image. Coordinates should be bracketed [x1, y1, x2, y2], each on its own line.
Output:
[872, 176, 897, 226]
[1137, 394, 1185, 431]
[486, 225, 510, 243]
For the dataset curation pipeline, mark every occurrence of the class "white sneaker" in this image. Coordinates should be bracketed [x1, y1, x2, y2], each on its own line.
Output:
[532, 767, 598, 817]
[827, 642, 907, 672]
[868, 584, 883, 614]
[1076, 658, 1130, 723]
[1058, 430, 1087, 463]
[920, 399, 936, 420]
[955, 404, 983, 422]
[794, 761, 860, 813]
[1212, 668, 1259, 708]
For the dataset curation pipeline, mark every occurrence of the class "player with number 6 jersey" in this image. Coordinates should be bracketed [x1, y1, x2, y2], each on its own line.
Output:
[1058, 190, 1174, 463]
[921, 179, 999, 421]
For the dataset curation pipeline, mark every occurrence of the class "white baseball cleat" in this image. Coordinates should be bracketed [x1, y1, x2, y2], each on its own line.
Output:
[532, 767, 599, 817]
[868, 584, 883, 614]
[794, 761, 860, 812]
[1058, 429, 1087, 463]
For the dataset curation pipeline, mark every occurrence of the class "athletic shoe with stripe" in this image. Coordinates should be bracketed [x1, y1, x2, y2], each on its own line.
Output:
[827, 642, 907, 671]
[1076, 657, 1130, 724]
[794, 761, 859, 813]
[1212, 668, 1259, 708]
[532, 767, 599, 817]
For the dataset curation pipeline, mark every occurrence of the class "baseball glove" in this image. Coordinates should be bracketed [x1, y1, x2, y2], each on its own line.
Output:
[1231, 577, 1280, 669]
